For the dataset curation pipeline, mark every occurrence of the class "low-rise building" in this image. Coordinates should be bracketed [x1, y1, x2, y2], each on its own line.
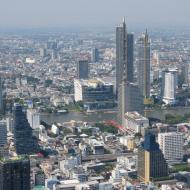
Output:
[124, 112, 149, 134]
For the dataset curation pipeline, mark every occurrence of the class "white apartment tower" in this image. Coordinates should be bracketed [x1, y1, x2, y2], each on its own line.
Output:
[162, 70, 177, 105]
[158, 132, 184, 161]
[27, 109, 40, 129]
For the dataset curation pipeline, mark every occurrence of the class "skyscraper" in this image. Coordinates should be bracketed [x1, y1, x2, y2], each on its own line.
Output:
[127, 33, 134, 82]
[13, 104, 39, 155]
[77, 60, 89, 79]
[0, 157, 30, 190]
[116, 18, 142, 125]
[138, 133, 168, 183]
[137, 30, 151, 101]
[116, 18, 134, 95]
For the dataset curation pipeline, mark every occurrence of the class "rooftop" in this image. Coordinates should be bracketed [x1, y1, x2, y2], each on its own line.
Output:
[75, 78, 112, 87]
[125, 111, 148, 121]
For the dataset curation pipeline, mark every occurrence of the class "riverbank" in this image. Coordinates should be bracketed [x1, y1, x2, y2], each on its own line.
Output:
[41, 106, 190, 125]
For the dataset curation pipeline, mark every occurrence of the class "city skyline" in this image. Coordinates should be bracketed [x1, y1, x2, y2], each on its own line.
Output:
[0, 0, 190, 29]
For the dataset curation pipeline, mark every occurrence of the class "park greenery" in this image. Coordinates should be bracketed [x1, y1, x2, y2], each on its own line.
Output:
[165, 113, 190, 124]
[171, 163, 190, 172]
[94, 122, 118, 134]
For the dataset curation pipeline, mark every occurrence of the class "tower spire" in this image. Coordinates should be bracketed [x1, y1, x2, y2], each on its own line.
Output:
[122, 17, 125, 24]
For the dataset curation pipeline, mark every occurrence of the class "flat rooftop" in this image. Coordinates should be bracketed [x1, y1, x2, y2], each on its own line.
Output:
[125, 111, 148, 121]
[75, 78, 112, 87]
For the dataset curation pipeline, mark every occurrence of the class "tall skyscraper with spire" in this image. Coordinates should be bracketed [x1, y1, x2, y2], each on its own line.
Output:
[116, 19, 143, 125]
[116, 18, 134, 95]
[137, 30, 151, 101]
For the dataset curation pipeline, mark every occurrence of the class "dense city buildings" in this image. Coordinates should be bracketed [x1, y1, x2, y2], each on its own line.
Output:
[137, 30, 151, 101]
[138, 133, 168, 183]
[13, 104, 38, 155]
[0, 157, 30, 190]
[158, 132, 184, 161]
[0, 8, 189, 189]
[77, 60, 89, 79]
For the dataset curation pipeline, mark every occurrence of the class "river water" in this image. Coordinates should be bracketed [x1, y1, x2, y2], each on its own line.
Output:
[41, 107, 190, 125]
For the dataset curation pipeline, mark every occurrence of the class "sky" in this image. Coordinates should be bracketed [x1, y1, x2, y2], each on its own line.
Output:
[0, 0, 189, 29]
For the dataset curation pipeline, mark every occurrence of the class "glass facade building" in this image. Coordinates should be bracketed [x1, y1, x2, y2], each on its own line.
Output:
[137, 133, 168, 183]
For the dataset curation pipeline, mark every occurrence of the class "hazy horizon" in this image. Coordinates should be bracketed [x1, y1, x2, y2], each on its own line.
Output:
[0, 0, 189, 30]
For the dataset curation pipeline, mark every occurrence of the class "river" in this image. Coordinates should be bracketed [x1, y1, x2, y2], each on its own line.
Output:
[41, 107, 190, 125]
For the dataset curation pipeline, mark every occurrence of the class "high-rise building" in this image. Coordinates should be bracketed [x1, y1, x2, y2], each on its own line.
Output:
[27, 109, 40, 129]
[13, 104, 39, 155]
[158, 132, 184, 161]
[118, 82, 143, 126]
[0, 156, 30, 190]
[137, 30, 151, 100]
[181, 62, 189, 85]
[92, 48, 99, 63]
[137, 133, 168, 183]
[162, 70, 177, 105]
[77, 60, 89, 79]
[127, 33, 134, 82]
[0, 77, 4, 113]
[0, 120, 7, 157]
[116, 18, 134, 95]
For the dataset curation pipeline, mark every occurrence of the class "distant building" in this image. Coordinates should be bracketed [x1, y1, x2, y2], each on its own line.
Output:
[0, 78, 4, 113]
[39, 48, 46, 58]
[27, 109, 40, 129]
[158, 132, 184, 161]
[25, 57, 35, 64]
[137, 133, 168, 183]
[92, 48, 99, 62]
[116, 18, 134, 95]
[181, 62, 189, 85]
[33, 169, 45, 186]
[0, 157, 30, 190]
[118, 82, 143, 126]
[13, 104, 39, 155]
[124, 112, 149, 134]
[0, 120, 7, 157]
[74, 78, 114, 110]
[162, 70, 177, 105]
[137, 30, 151, 100]
[77, 60, 89, 79]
